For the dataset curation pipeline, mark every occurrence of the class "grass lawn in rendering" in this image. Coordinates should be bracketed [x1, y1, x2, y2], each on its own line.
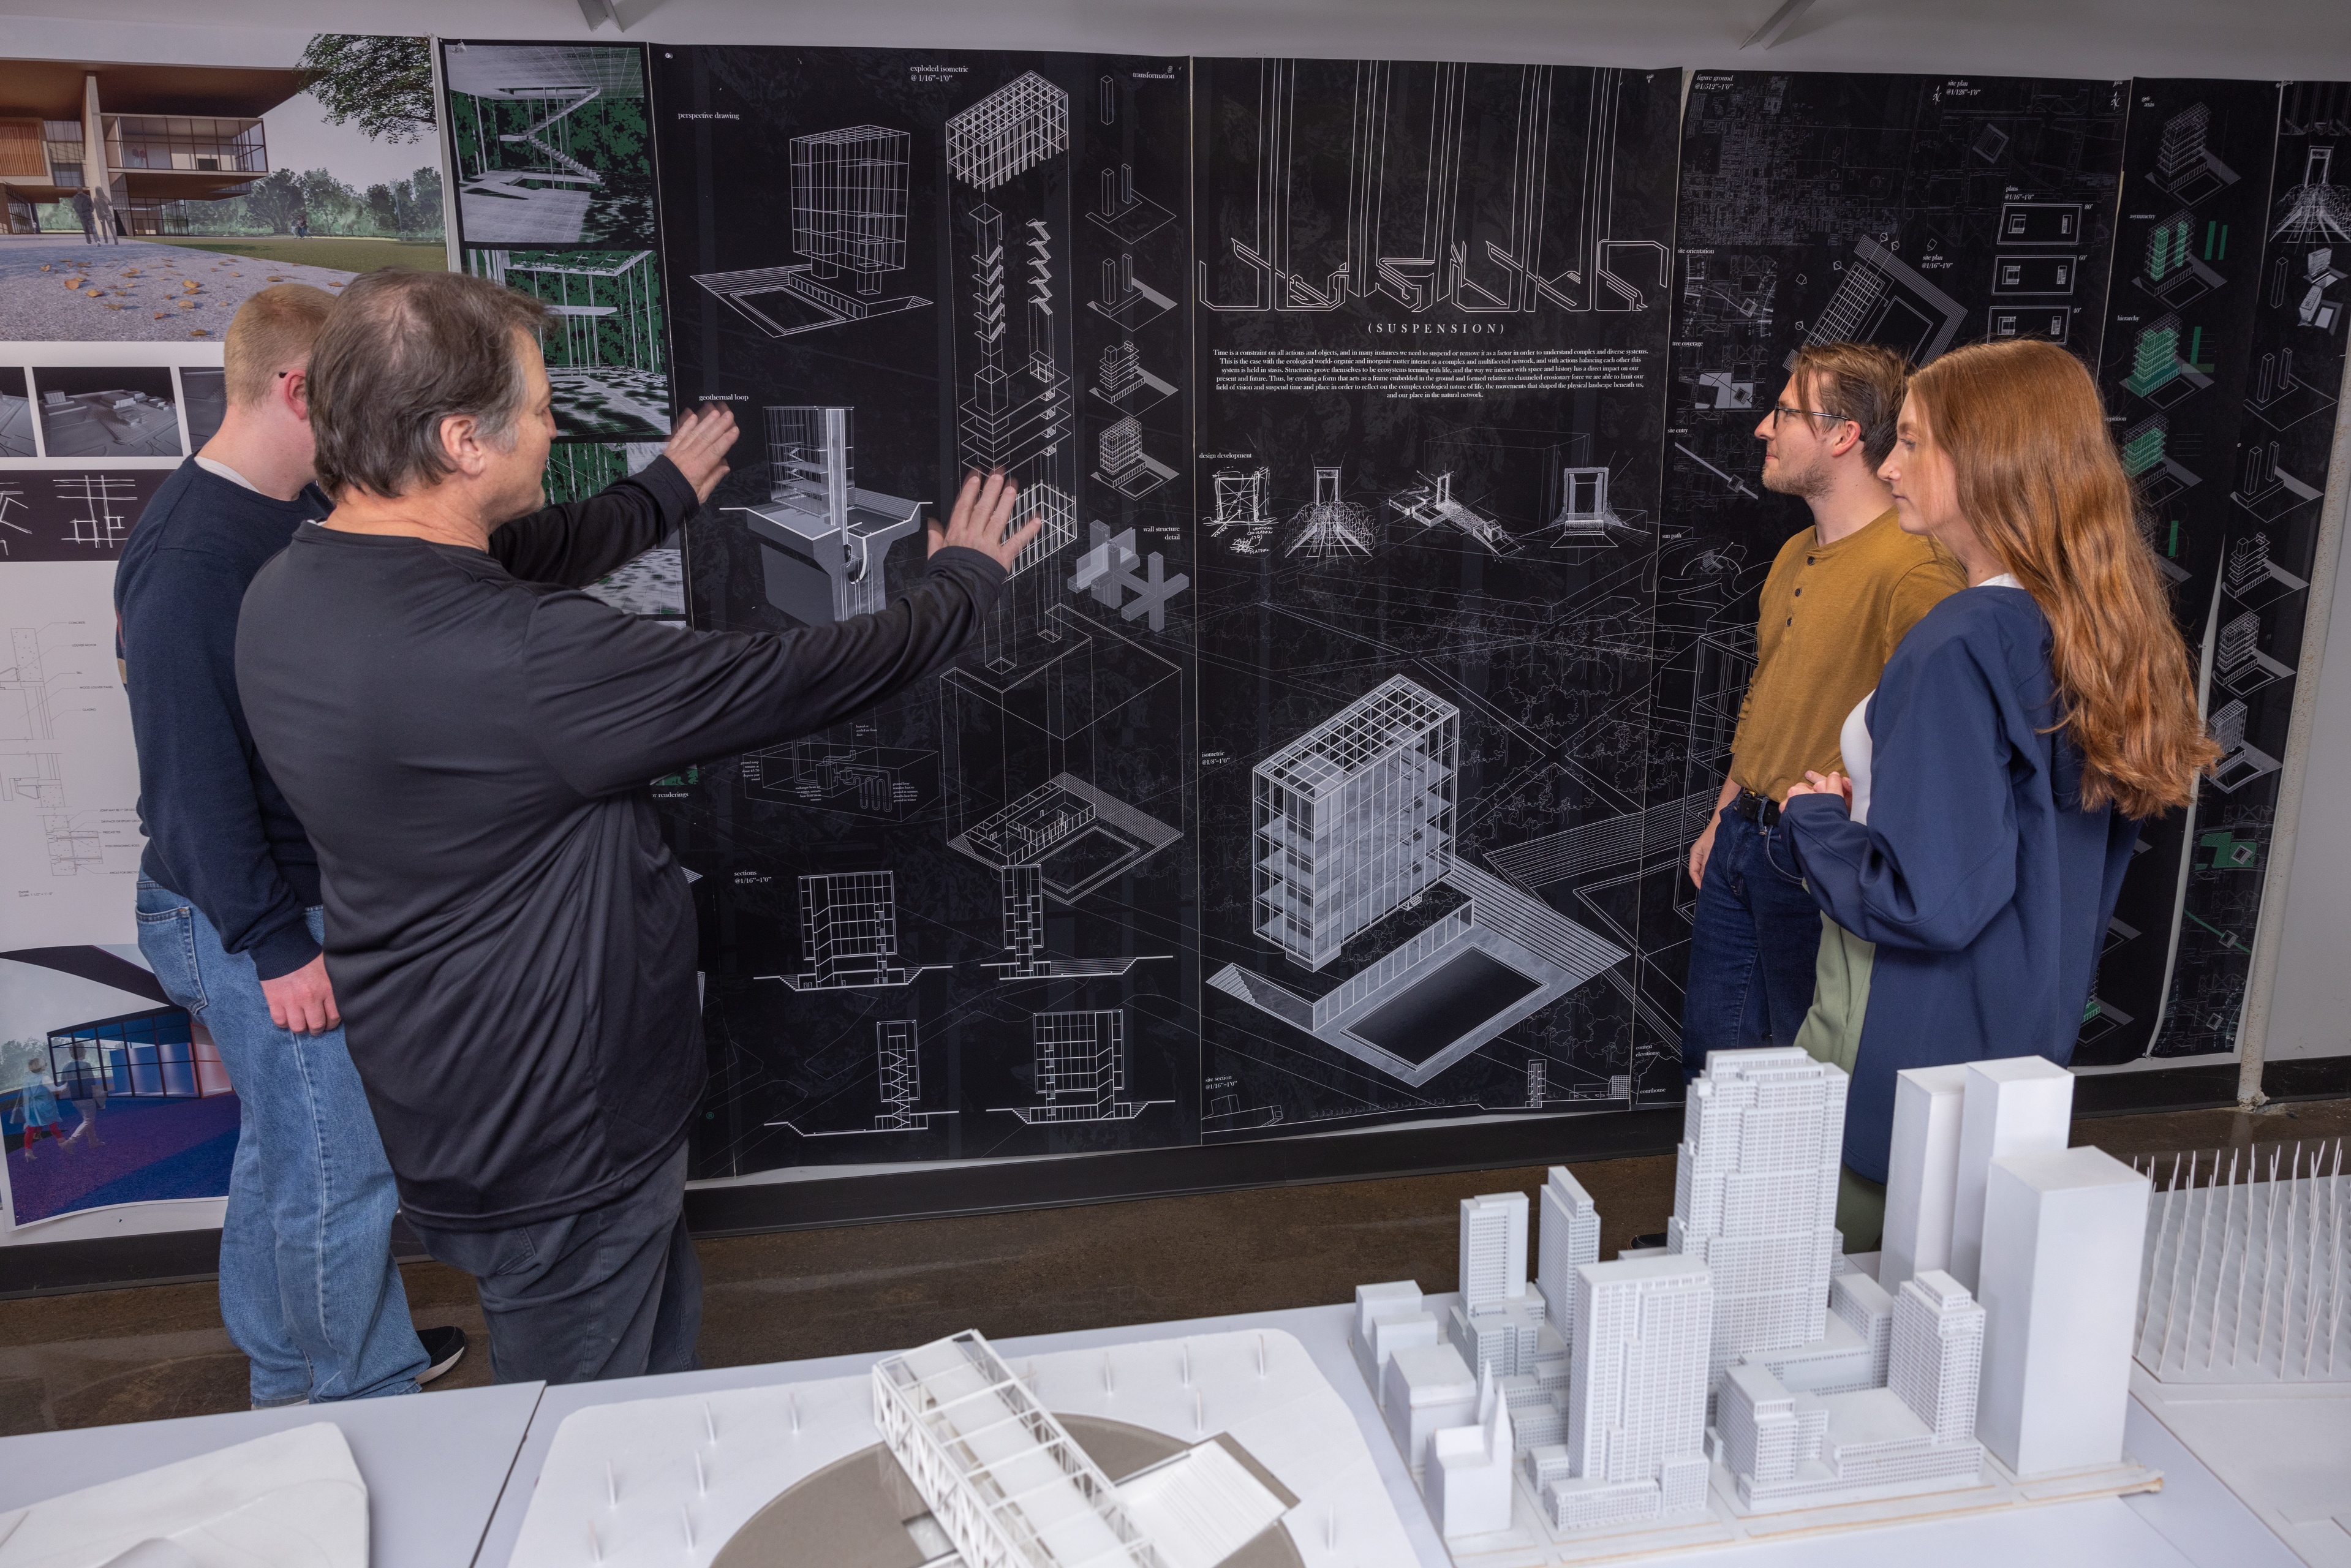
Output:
[151, 236, 448, 274]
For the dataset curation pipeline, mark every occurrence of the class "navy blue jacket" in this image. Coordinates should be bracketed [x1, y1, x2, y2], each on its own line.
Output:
[1783, 587, 2137, 1182]
[117, 460, 332, 979]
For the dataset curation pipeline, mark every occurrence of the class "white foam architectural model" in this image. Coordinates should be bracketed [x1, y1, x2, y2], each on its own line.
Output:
[1385, 1342, 1480, 1475]
[1548, 1254, 1715, 1528]
[1354, 1280, 1441, 1408]
[1977, 1145, 2150, 1476]
[1881, 1063, 1968, 1289]
[2133, 1137, 2350, 1382]
[1950, 1055, 2074, 1291]
[1450, 1193, 1550, 1384]
[1428, 1366, 1516, 1538]
[0, 1422, 365, 1568]
[1538, 1166, 1601, 1347]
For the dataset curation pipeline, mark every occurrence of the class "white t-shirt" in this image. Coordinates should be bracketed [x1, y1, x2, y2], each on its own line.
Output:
[193, 455, 260, 492]
[1840, 573, 2021, 825]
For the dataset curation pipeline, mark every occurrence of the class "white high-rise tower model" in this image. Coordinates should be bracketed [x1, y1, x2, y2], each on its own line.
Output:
[1451, 1193, 1547, 1381]
[1668, 1048, 1845, 1378]
[1538, 1166, 1601, 1344]
[1541, 1255, 1714, 1529]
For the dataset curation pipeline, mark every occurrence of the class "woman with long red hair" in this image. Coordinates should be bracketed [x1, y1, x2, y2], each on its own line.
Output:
[1781, 338, 2217, 1248]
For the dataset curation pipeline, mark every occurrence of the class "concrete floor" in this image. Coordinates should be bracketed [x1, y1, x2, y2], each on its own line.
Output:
[2, 1097, 2344, 1435]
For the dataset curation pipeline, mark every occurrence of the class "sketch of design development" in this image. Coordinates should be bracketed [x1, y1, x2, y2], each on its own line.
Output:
[2132, 1139, 2349, 1382]
[1285, 467, 1378, 556]
[1209, 676, 1628, 1087]
[445, 45, 644, 246]
[1201, 62, 1669, 315]
[1389, 472, 1511, 556]
[731, 405, 923, 626]
[692, 125, 934, 337]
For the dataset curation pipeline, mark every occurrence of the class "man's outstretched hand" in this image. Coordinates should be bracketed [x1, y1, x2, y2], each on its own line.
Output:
[929, 469, 1044, 573]
[662, 405, 740, 502]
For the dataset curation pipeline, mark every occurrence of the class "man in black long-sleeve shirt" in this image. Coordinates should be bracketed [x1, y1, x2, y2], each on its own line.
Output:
[119, 285, 723, 1404]
[237, 270, 1037, 1383]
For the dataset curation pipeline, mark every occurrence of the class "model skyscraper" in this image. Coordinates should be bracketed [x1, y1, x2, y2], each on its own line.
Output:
[1545, 1255, 1714, 1528]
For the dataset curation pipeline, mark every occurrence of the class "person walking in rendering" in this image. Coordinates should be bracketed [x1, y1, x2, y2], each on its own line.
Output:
[116, 285, 472, 1407]
[70, 189, 96, 244]
[10, 1058, 64, 1161]
[237, 269, 1039, 1385]
[1680, 342, 1964, 1078]
[1781, 338, 2219, 1247]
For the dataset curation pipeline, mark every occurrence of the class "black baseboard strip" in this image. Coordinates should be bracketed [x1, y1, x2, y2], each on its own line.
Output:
[8, 1057, 2349, 1297]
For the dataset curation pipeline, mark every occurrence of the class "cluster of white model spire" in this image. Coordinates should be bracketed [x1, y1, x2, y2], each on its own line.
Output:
[1355, 1046, 2154, 1542]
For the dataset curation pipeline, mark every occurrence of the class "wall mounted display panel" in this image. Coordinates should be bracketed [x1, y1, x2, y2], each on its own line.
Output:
[1190, 59, 1681, 1130]
[1653, 71, 2129, 1077]
[652, 49, 1200, 1177]
[442, 40, 658, 251]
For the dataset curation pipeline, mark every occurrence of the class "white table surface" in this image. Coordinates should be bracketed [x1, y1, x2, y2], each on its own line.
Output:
[0, 1377, 545, 1568]
[469, 1303, 2301, 1568]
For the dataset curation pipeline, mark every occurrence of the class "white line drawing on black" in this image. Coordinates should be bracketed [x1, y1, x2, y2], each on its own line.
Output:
[2233, 434, 2327, 524]
[1067, 520, 1190, 631]
[2221, 531, 2310, 610]
[1209, 676, 1628, 1087]
[1087, 163, 1174, 246]
[1094, 415, 1176, 499]
[2121, 312, 2214, 405]
[992, 1008, 1168, 1123]
[1087, 253, 1176, 330]
[2132, 1140, 2350, 1382]
[1549, 465, 1627, 544]
[2150, 102, 2241, 206]
[2137, 213, 2228, 312]
[691, 126, 933, 338]
[1091, 339, 1176, 413]
[0, 487, 31, 551]
[945, 70, 1070, 192]
[1200, 62, 1668, 316]
[741, 739, 938, 821]
[473, 249, 669, 435]
[1673, 440, 1759, 501]
[2121, 415, 2200, 505]
[765, 871, 948, 992]
[1803, 236, 1970, 366]
[942, 603, 1185, 905]
[445, 45, 643, 247]
[2271, 144, 2351, 248]
[2207, 698, 2282, 794]
[771, 1019, 959, 1137]
[727, 406, 923, 627]
[1387, 471, 1511, 556]
[2214, 609, 2296, 699]
[2243, 339, 2338, 441]
[1206, 467, 1272, 539]
[55, 474, 140, 551]
[1285, 466, 1378, 556]
[983, 863, 1173, 981]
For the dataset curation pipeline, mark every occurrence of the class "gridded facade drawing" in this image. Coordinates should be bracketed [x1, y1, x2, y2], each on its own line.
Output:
[791, 126, 911, 292]
[1667, 1047, 1846, 1378]
[1549, 1256, 1713, 1529]
[2157, 103, 2211, 181]
[871, 1331, 1157, 1568]
[1032, 1011, 1124, 1120]
[1252, 676, 1460, 971]
[796, 871, 907, 988]
[944, 72, 1071, 193]
[1001, 865, 1049, 978]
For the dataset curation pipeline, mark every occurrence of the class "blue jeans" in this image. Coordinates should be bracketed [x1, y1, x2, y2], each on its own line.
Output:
[1680, 807, 1824, 1079]
[135, 879, 425, 1404]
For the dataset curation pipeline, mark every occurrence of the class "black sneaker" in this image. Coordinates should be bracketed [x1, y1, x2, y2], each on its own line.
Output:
[417, 1325, 468, 1386]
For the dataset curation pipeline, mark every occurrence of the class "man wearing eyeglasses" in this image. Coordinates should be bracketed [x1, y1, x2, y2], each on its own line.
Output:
[1681, 342, 1963, 1079]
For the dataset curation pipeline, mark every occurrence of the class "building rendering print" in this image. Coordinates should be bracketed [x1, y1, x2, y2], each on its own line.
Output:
[470, 248, 670, 438]
[443, 42, 656, 249]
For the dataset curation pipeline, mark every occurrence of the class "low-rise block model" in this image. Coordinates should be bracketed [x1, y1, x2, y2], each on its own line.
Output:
[1428, 1365, 1515, 1539]
[1951, 1056, 2073, 1291]
[1977, 1146, 2149, 1476]
[1547, 1254, 1713, 1529]
[1354, 1281, 1441, 1409]
[1385, 1343, 1479, 1476]
[1716, 1269, 1985, 1512]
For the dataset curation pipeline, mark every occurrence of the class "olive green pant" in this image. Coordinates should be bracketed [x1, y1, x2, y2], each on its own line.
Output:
[1793, 914, 1888, 1252]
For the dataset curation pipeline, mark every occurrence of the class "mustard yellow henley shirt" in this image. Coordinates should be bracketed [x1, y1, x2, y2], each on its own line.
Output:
[1729, 508, 1966, 802]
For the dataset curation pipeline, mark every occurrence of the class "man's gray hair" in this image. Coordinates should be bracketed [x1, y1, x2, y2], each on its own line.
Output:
[309, 270, 549, 499]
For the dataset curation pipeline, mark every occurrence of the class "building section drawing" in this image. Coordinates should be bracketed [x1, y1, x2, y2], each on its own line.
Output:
[2132, 1139, 2350, 1382]
[984, 862, 1172, 981]
[1209, 676, 1629, 1088]
[773, 1019, 958, 1137]
[690, 124, 932, 337]
[774, 871, 944, 992]
[443, 43, 653, 249]
[1067, 521, 1190, 631]
[730, 405, 924, 627]
[1199, 62, 1669, 317]
[995, 1009, 1168, 1123]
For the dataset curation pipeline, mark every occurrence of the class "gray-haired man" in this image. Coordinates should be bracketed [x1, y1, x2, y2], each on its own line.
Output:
[237, 270, 1038, 1383]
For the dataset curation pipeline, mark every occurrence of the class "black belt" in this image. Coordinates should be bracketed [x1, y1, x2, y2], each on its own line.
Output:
[1726, 789, 1781, 828]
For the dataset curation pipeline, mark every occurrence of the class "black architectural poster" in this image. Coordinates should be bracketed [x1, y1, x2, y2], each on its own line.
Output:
[1188, 62, 1683, 1131]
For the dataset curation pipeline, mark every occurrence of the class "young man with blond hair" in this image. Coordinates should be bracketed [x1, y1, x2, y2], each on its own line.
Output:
[1680, 342, 1964, 1078]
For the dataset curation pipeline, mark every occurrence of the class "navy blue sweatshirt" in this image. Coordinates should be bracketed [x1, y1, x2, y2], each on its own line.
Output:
[117, 460, 332, 979]
[1783, 587, 2138, 1183]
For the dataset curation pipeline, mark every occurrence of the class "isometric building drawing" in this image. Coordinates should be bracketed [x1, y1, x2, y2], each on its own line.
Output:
[1199, 62, 1669, 317]
[1092, 339, 1176, 413]
[1088, 162, 1175, 246]
[690, 124, 932, 337]
[1388, 472, 1511, 556]
[1209, 677, 1628, 1087]
[2120, 413, 2200, 503]
[2120, 312, 2214, 404]
[741, 739, 938, 822]
[732, 405, 924, 627]
[1094, 414, 1176, 499]
[1549, 467, 1626, 543]
[470, 249, 669, 438]
[2151, 101, 2240, 205]
[995, 1009, 1167, 1124]
[2216, 608, 2295, 698]
[2207, 698, 2283, 794]
[1089, 252, 1176, 330]
[2138, 211, 2228, 310]
[2133, 1139, 2349, 1383]
[1068, 521, 1190, 631]
[443, 43, 653, 248]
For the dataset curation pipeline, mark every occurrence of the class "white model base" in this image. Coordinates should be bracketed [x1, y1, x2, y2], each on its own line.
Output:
[510, 1329, 1417, 1568]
